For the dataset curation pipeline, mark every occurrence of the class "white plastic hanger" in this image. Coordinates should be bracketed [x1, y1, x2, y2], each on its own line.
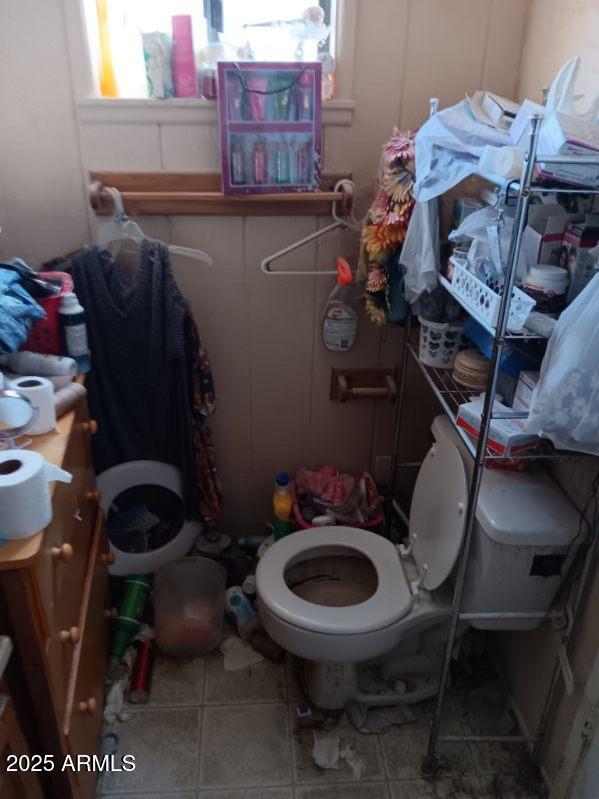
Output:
[260, 179, 361, 276]
[96, 186, 213, 265]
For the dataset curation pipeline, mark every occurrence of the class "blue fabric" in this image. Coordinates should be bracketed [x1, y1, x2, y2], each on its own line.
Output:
[0, 260, 45, 353]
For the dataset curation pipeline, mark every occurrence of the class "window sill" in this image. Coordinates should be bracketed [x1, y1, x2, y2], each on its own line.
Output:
[77, 97, 355, 127]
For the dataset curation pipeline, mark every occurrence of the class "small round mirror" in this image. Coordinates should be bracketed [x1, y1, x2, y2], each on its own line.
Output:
[0, 390, 36, 445]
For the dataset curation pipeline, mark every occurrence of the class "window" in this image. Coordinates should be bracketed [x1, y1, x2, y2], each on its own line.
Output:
[87, 0, 337, 99]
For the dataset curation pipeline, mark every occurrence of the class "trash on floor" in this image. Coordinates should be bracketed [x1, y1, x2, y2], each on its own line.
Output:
[311, 731, 366, 778]
[219, 635, 264, 671]
[346, 700, 415, 734]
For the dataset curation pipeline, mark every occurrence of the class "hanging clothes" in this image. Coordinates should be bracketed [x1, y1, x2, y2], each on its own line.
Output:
[66, 239, 222, 523]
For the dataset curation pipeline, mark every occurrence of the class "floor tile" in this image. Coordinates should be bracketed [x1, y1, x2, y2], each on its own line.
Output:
[101, 794, 194, 798]
[452, 681, 535, 777]
[291, 711, 385, 784]
[203, 650, 286, 704]
[478, 771, 547, 796]
[286, 654, 308, 703]
[198, 789, 293, 799]
[199, 703, 291, 788]
[296, 781, 391, 798]
[389, 777, 481, 798]
[140, 653, 206, 707]
[101, 708, 201, 794]
[380, 700, 476, 780]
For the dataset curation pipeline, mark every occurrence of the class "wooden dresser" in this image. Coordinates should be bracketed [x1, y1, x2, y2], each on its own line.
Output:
[0, 398, 110, 799]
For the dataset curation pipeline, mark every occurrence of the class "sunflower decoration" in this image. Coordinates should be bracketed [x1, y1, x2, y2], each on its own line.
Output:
[359, 127, 417, 325]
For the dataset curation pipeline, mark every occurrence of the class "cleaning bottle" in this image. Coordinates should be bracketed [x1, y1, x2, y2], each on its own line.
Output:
[322, 257, 359, 352]
[58, 292, 90, 373]
[224, 586, 261, 642]
[273, 472, 292, 541]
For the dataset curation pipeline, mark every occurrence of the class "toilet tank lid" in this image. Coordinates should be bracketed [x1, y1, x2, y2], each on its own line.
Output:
[430, 415, 581, 547]
[476, 469, 582, 546]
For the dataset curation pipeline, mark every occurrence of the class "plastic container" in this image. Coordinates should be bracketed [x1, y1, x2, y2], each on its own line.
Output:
[443, 264, 536, 333]
[523, 265, 569, 315]
[59, 292, 90, 373]
[273, 471, 293, 540]
[154, 557, 226, 656]
[25, 272, 73, 355]
[418, 317, 468, 369]
[322, 257, 359, 351]
[291, 474, 384, 530]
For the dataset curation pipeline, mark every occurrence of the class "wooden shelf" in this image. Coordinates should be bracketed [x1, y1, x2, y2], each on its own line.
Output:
[90, 172, 353, 216]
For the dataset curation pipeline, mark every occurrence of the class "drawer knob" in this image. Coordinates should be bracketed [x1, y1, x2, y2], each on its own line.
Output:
[78, 697, 97, 716]
[79, 420, 98, 435]
[59, 626, 80, 645]
[82, 490, 102, 503]
[104, 607, 118, 620]
[51, 543, 74, 562]
[101, 551, 116, 566]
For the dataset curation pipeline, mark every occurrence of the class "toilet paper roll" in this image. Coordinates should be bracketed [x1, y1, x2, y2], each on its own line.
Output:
[9, 376, 57, 435]
[0, 449, 72, 539]
[479, 145, 524, 180]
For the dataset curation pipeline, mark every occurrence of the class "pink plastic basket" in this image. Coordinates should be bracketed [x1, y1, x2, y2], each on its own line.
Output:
[292, 473, 384, 530]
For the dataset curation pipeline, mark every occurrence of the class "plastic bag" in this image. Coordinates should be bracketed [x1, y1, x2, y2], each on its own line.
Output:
[400, 199, 439, 302]
[524, 274, 599, 454]
[413, 100, 511, 202]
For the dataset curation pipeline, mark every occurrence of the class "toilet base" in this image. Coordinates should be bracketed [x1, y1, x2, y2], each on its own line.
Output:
[303, 661, 359, 710]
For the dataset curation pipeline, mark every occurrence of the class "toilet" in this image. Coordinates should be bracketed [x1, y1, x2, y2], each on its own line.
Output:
[256, 416, 582, 709]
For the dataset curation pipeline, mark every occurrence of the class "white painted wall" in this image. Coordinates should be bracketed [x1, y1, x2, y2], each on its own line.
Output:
[517, 0, 599, 106]
[0, 0, 90, 265]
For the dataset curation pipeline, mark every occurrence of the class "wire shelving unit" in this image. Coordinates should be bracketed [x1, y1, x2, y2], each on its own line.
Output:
[385, 113, 599, 773]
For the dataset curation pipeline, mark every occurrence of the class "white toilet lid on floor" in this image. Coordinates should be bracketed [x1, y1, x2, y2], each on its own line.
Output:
[256, 526, 413, 635]
[409, 438, 468, 591]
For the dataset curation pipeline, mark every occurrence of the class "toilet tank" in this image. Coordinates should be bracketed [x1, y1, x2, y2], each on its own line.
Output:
[431, 416, 582, 630]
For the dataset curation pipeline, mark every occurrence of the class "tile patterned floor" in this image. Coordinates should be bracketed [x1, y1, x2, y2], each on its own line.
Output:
[99, 651, 547, 799]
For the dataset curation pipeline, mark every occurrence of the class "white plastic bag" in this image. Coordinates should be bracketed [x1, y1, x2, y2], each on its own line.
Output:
[414, 100, 511, 202]
[524, 274, 599, 454]
[400, 200, 439, 302]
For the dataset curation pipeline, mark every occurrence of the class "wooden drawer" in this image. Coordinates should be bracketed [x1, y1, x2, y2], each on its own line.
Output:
[64, 509, 109, 799]
[34, 402, 99, 636]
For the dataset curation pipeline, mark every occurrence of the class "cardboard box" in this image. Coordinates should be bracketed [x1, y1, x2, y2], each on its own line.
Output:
[562, 216, 599, 301]
[509, 99, 545, 146]
[457, 397, 539, 456]
[521, 205, 582, 268]
[512, 371, 540, 418]
[538, 111, 599, 187]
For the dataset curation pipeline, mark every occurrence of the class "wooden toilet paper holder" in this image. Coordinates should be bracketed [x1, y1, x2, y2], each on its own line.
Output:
[330, 368, 397, 403]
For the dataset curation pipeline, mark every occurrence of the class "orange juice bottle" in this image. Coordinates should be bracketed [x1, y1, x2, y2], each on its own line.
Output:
[273, 472, 293, 540]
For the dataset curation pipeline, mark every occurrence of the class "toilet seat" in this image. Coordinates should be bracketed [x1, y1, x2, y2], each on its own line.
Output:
[256, 526, 413, 635]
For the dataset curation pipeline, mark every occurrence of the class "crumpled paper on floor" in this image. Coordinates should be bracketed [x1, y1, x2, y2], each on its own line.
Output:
[220, 636, 264, 671]
[346, 701, 415, 734]
[312, 732, 365, 778]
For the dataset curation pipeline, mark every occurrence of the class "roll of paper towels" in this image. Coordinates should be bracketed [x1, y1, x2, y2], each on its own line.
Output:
[479, 146, 524, 180]
[9, 376, 56, 435]
[0, 449, 72, 539]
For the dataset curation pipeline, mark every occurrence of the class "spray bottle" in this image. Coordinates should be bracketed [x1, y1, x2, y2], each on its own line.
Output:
[322, 257, 358, 351]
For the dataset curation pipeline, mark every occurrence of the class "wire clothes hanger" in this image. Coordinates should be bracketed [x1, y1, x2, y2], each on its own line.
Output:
[96, 186, 214, 265]
[260, 179, 362, 276]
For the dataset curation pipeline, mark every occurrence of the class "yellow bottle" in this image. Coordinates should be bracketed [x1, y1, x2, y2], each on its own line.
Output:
[273, 472, 293, 540]
[96, 0, 118, 97]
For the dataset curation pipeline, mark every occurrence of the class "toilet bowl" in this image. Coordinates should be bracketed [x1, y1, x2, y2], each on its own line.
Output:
[256, 420, 583, 709]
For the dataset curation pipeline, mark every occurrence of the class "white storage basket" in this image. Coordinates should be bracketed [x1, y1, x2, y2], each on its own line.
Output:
[418, 317, 468, 369]
[451, 263, 535, 332]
